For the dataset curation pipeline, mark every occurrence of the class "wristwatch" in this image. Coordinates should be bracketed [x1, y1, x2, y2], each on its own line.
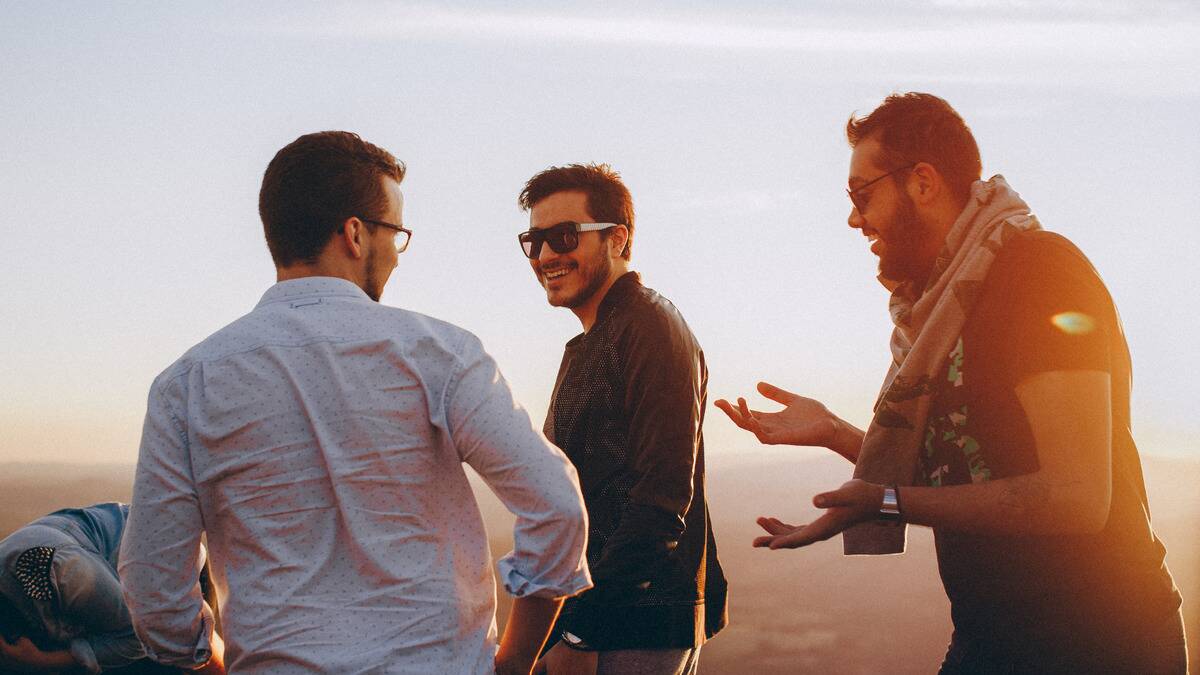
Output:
[561, 630, 591, 650]
[878, 485, 902, 523]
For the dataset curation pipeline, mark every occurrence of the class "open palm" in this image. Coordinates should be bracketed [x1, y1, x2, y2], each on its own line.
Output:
[715, 381, 838, 447]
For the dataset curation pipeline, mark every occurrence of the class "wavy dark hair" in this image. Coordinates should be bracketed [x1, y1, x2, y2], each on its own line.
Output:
[847, 92, 982, 208]
[518, 163, 635, 260]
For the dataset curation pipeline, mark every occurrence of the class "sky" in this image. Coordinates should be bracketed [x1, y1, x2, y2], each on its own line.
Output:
[1, 0, 1198, 464]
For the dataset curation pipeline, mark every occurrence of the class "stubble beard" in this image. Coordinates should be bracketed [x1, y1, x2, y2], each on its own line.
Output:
[364, 246, 384, 302]
[549, 244, 612, 309]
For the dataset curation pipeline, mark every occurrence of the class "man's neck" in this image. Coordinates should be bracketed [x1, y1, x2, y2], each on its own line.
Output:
[912, 206, 960, 290]
[572, 266, 631, 333]
[277, 260, 363, 288]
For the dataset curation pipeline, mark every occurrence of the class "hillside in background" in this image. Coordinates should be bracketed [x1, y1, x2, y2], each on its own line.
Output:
[2, 453, 1195, 673]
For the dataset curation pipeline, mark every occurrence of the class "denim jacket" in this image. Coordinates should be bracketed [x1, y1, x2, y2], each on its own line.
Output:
[0, 503, 146, 673]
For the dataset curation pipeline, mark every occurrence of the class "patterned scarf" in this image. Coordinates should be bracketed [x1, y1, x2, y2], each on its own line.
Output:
[843, 175, 1041, 555]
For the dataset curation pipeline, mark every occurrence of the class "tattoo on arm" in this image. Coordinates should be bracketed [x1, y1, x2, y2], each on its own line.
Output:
[1000, 477, 1050, 515]
[998, 476, 1084, 528]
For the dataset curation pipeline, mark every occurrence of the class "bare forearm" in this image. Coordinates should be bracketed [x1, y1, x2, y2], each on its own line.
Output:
[828, 417, 865, 463]
[496, 595, 564, 675]
[900, 472, 1108, 535]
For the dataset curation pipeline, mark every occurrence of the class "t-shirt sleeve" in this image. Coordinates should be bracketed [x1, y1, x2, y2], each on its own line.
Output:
[980, 231, 1115, 383]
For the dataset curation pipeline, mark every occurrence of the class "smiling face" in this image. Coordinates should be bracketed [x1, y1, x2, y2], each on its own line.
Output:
[527, 190, 622, 313]
[847, 136, 937, 287]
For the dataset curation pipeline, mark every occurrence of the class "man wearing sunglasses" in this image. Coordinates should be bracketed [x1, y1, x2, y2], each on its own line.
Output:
[717, 93, 1186, 672]
[121, 131, 592, 674]
[517, 164, 728, 675]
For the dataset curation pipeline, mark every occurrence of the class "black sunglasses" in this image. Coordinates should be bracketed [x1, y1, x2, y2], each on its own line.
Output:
[518, 221, 622, 259]
[846, 162, 916, 214]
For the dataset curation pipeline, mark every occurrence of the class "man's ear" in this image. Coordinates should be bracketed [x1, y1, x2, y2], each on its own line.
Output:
[339, 217, 367, 260]
[909, 162, 940, 206]
[608, 225, 630, 258]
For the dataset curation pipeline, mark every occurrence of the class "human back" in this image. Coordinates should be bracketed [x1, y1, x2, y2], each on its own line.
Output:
[120, 131, 590, 675]
[161, 288, 500, 672]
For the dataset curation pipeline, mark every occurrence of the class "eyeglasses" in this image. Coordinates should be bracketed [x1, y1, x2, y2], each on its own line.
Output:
[518, 221, 621, 259]
[359, 217, 412, 254]
[846, 163, 916, 214]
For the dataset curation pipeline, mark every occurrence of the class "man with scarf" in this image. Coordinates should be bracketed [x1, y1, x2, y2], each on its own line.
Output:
[717, 93, 1186, 673]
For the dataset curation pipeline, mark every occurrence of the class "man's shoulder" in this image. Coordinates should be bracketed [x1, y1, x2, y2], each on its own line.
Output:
[991, 229, 1098, 279]
[614, 283, 698, 343]
[151, 301, 482, 391]
[978, 229, 1110, 306]
[964, 228, 1119, 370]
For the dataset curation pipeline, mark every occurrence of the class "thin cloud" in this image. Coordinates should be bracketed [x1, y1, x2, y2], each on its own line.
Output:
[233, 3, 1198, 72]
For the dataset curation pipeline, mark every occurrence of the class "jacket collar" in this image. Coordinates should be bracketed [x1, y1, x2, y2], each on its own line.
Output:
[592, 271, 642, 329]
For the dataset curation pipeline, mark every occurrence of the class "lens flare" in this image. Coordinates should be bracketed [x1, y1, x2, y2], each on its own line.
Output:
[1051, 311, 1096, 335]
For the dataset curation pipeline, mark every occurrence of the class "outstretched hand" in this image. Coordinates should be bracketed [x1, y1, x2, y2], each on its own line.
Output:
[753, 480, 884, 549]
[715, 381, 840, 448]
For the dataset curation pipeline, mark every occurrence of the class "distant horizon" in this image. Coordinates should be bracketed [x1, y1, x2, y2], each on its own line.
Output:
[5, 445, 1198, 468]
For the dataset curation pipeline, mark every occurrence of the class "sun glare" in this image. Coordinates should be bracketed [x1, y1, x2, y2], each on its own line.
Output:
[1051, 311, 1096, 335]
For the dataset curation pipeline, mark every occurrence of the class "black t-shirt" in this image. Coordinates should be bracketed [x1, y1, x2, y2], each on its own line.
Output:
[919, 230, 1181, 662]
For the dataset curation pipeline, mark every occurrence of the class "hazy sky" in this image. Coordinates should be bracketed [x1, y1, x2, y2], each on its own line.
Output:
[2, 1, 1198, 464]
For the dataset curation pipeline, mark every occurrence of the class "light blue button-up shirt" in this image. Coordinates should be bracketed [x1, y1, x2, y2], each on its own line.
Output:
[119, 277, 591, 674]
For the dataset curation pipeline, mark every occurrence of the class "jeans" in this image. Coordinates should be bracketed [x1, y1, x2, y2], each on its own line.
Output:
[596, 645, 701, 675]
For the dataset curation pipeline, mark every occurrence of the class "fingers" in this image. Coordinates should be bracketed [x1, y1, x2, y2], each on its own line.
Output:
[754, 516, 803, 547]
[738, 397, 752, 421]
[737, 398, 764, 433]
[813, 488, 853, 508]
[768, 511, 844, 549]
[713, 399, 744, 425]
[752, 508, 858, 550]
[757, 381, 796, 405]
[755, 516, 797, 535]
[752, 523, 817, 549]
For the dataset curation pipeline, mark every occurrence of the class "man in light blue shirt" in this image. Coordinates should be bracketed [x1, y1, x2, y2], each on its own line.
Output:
[120, 131, 592, 674]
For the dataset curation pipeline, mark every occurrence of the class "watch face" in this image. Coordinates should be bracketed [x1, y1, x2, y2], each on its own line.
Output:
[563, 631, 583, 645]
[879, 486, 901, 521]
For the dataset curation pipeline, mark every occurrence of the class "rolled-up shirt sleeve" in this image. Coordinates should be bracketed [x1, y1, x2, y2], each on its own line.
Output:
[118, 380, 214, 669]
[445, 334, 592, 599]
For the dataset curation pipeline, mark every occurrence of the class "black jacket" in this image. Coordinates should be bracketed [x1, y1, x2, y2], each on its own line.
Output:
[545, 272, 728, 651]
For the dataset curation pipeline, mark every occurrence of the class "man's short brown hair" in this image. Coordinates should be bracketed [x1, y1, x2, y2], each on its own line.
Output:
[847, 93, 982, 208]
[518, 163, 635, 260]
[259, 131, 405, 267]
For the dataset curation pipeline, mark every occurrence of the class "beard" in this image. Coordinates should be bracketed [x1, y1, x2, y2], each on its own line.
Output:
[878, 193, 936, 289]
[547, 241, 613, 309]
[363, 246, 385, 302]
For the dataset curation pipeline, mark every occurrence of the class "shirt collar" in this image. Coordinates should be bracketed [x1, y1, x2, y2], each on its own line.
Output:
[255, 276, 371, 309]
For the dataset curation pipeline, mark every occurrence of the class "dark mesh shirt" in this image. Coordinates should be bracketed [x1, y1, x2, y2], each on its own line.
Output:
[545, 272, 728, 651]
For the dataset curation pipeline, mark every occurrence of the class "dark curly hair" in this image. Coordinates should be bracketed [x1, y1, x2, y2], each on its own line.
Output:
[518, 163, 635, 260]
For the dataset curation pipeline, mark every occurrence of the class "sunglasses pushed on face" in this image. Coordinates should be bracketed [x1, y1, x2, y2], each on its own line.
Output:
[518, 221, 622, 259]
